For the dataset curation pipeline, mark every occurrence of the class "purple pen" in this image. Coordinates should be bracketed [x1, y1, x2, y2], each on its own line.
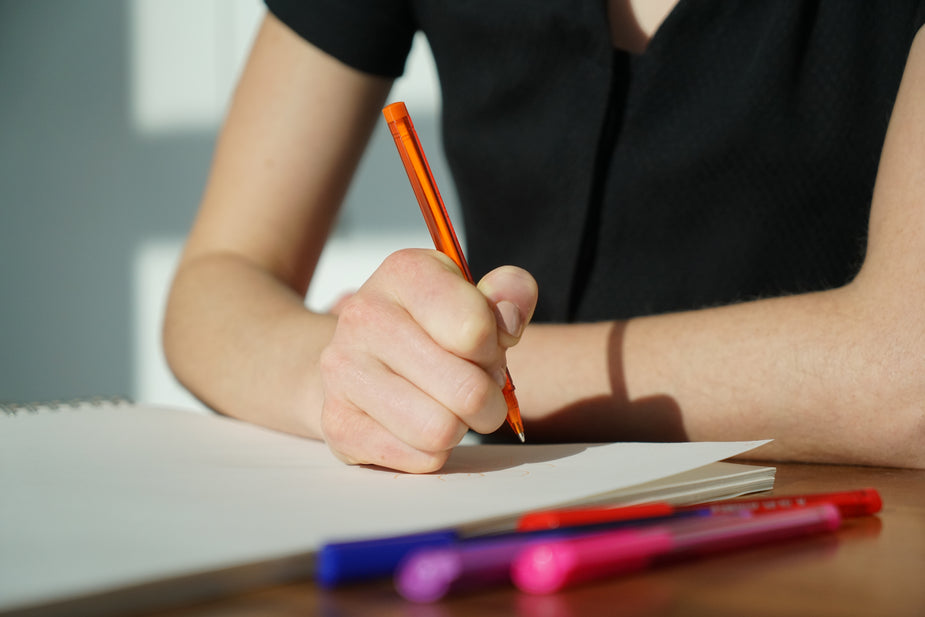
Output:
[394, 509, 714, 602]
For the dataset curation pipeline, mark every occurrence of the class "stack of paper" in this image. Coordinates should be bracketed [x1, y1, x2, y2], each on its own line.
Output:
[0, 402, 773, 615]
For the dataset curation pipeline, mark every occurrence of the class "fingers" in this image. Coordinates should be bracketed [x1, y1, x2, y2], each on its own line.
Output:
[326, 256, 506, 430]
[318, 249, 537, 473]
[319, 391, 457, 473]
[382, 250, 504, 367]
[478, 265, 539, 348]
[319, 308, 488, 473]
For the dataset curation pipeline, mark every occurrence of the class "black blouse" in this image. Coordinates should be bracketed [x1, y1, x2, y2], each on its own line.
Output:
[266, 0, 925, 322]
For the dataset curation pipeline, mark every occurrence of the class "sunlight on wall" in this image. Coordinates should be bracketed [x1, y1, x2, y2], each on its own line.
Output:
[129, 0, 439, 134]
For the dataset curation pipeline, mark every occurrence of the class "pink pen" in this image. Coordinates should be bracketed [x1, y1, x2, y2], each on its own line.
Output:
[512, 504, 842, 594]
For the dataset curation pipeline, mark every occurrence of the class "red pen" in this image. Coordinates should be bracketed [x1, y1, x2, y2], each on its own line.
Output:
[382, 101, 525, 442]
[679, 487, 882, 518]
[517, 488, 881, 531]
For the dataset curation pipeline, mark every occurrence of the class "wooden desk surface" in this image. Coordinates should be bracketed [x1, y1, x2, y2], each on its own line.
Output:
[144, 463, 925, 617]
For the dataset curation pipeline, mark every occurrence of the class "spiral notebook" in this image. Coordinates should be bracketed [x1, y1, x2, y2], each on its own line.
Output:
[0, 399, 774, 616]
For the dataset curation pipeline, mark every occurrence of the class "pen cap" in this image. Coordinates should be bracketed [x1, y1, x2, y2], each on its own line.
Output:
[797, 488, 881, 517]
[839, 488, 883, 516]
[396, 548, 466, 603]
[383, 101, 410, 125]
[511, 529, 672, 595]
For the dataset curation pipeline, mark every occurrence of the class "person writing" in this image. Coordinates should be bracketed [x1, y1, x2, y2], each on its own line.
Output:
[164, 1, 925, 472]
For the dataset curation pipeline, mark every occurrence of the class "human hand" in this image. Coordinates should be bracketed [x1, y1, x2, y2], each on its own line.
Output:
[319, 248, 538, 473]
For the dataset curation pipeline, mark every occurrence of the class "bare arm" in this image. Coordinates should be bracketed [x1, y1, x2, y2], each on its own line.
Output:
[511, 28, 925, 469]
[164, 14, 391, 437]
[164, 14, 538, 472]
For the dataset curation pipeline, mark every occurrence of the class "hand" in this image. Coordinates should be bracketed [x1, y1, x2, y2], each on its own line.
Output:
[319, 248, 538, 473]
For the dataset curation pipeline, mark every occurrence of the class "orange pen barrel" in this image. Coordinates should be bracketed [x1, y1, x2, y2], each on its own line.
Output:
[382, 102, 473, 282]
[382, 101, 525, 442]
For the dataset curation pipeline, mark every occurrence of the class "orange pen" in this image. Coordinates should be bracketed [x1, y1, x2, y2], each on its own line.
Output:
[382, 101, 525, 443]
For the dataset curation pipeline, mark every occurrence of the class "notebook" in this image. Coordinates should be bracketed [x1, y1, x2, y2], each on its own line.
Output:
[0, 399, 774, 616]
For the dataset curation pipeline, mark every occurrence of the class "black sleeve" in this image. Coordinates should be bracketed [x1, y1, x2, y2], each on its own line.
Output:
[264, 0, 417, 78]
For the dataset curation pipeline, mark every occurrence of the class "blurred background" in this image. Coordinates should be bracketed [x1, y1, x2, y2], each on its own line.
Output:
[0, 0, 455, 409]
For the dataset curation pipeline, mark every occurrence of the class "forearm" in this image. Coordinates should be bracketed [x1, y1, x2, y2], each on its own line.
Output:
[164, 252, 333, 438]
[159, 14, 392, 440]
[620, 284, 905, 465]
[510, 281, 925, 468]
[513, 28, 925, 468]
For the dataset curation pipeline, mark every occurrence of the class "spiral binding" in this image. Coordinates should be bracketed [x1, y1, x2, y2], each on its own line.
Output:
[0, 395, 133, 416]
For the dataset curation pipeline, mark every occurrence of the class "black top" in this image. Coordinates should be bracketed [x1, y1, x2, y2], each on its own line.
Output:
[266, 0, 925, 323]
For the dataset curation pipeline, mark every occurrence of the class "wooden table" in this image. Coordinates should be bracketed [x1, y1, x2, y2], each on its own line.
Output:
[145, 462, 925, 617]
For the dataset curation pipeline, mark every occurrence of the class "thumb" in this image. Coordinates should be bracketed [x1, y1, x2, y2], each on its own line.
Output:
[477, 265, 538, 348]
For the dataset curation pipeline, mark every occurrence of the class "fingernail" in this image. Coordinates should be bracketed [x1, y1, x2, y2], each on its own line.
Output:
[492, 366, 508, 389]
[496, 300, 523, 338]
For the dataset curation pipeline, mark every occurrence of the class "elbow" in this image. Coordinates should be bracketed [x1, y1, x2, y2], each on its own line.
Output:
[160, 265, 195, 389]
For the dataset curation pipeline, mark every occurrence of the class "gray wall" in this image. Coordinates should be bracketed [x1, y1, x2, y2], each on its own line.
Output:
[0, 1, 451, 404]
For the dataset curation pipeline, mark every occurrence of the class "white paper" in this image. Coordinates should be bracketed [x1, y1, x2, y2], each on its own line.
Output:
[0, 404, 771, 611]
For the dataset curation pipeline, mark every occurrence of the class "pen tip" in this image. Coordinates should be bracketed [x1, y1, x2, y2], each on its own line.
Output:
[517, 431, 526, 444]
